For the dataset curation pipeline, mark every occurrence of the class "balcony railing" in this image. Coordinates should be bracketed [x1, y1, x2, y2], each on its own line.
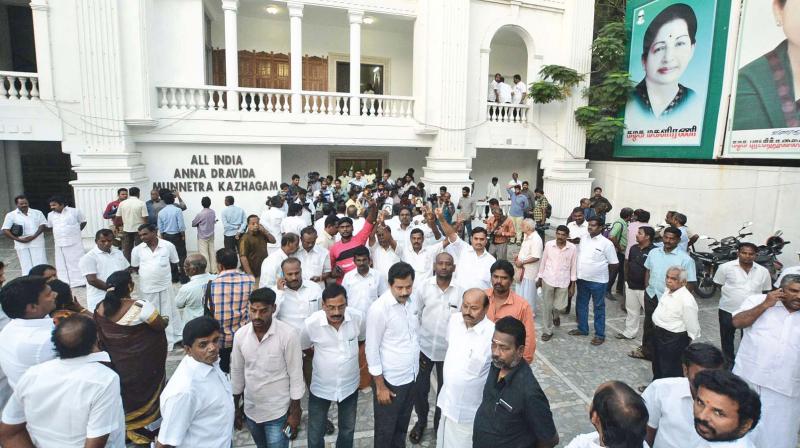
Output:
[156, 85, 414, 119]
[487, 103, 529, 123]
[0, 71, 40, 101]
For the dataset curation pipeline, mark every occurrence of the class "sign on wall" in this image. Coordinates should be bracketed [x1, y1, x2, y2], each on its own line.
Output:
[614, 0, 731, 159]
[724, 0, 800, 158]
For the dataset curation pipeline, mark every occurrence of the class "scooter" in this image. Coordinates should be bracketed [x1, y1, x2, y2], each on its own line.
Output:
[690, 222, 753, 299]
[756, 230, 790, 283]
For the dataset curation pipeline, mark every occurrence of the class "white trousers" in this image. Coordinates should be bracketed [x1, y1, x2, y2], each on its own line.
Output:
[197, 237, 217, 274]
[516, 278, 538, 315]
[140, 288, 183, 347]
[54, 243, 86, 287]
[622, 286, 646, 339]
[436, 415, 473, 448]
[16, 247, 47, 275]
[749, 384, 800, 448]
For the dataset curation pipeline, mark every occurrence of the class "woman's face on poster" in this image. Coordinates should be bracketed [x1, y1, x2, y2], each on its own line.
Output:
[774, 0, 800, 46]
[643, 18, 695, 86]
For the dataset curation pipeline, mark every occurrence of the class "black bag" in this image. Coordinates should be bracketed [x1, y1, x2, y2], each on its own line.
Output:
[9, 224, 23, 237]
[203, 280, 215, 317]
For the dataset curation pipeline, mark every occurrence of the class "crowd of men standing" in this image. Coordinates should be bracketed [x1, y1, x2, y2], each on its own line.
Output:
[0, 167, 797, 448]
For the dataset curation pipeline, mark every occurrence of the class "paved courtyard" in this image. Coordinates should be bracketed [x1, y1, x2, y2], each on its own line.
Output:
[1, 234, 736, 447]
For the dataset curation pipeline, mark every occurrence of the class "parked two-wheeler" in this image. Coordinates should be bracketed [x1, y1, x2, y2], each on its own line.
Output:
[690, 222, 753, 299]
[756, 230, 791, 283]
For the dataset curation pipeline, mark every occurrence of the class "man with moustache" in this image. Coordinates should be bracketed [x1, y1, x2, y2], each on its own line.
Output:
[80, 229, 130, 312]
[486, 260, 536, 363]
[296, 227, 331, 289]
[301, 284, 365, 448]
[258, 233, 298, 290]
[329, 198, 379, 284]
[472, 316, 558, 448]
[692, 369, 760, 447]
[436, 288, 494, 447]
[409, 252, 463, 444]
[232, 288, 303, 448]
[2, 195, 47, 275]
[46, 195, 87, 287]
[438, 209, 496, 291]
[400, 228, 442, 288]
[732, 274, 800, 448]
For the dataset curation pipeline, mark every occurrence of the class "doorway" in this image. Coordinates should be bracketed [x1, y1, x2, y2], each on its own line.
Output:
[335, 62, 385, 94]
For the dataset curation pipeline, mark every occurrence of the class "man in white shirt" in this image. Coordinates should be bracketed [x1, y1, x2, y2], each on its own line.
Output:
[315, 215, 339, 250]
[506, 171, 523, 189]
[296, 227, 331, 288]
[0, 315, 126, 448]
[732, 274, 800, 448]
[175, 254, 216, 322]
[437, 209, 496, 290]
[46, 196, 87, 287]
[436, 288, 494, 447]
[643, 343, 725, 448]
[488, 73, 501, 102]
[79, 229, 130, 312]
[516, 219, 543, 311]
[348, 170, 367, 190]
[569, 217, 618, 345]
[712, 243, 772, 367]
[387, 207, 416, 251]
[116, 186, 149, 261]
[0, 276, 57, 391]
[400, 228, 442, 288]
[158, 316, 235, 448]
[281, 203, 307, 237]
[565, 381, 649, 448]
[232, 289, 304, 447]
[512, 74, 527, 104]
[2, 195, 47, 275]
[497, 76, 512, 104]
[258, 233, 299, 289]
[651, 266, 700, 380]
[260, 196, 286, 251]
[691, 369, 761, 448]
[566, 207, 590, 244]
[409, 252, 462, 443]
[301, 284, 365, 448]
[366, 262, 420, 448]
[131, 223, 183, 346]
[370, 224, 402, 282]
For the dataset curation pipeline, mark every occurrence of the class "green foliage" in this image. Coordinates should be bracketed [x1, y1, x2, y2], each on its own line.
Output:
[538, 65, 583, 88]
[528, 65, 585, 104]
[585, 117, 626, 143]
[574, 106, 601, 127]
[589, 71, 634, 111]
[529, 81, 567, 104]
[596, 22, 625, 40]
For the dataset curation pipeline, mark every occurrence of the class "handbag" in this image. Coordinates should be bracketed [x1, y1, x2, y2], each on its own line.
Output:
[202, 280, 216, 317]
[9, 224, 23, 237]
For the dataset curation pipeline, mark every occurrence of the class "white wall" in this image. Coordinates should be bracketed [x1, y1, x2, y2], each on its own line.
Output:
[489, 43, 528, 83]
[149, 0, 208, 87]
[589, 161, 800, 268]
[471, 148, 539, 198]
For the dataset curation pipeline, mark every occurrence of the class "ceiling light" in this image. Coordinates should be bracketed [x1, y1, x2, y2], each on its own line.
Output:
[363, 16, 375, 25]
[266, 5, 279, 15]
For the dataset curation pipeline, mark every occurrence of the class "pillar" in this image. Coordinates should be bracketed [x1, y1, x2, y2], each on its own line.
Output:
[222, 0, 239, 111]
[348, 10, 363, 98]
[4, 141, 24, 200]
[29, 0, 53, 100]
[289, 2, 303, 113]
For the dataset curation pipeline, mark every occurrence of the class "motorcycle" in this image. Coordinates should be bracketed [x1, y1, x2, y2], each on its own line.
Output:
[756, 230, 790, 283]
[690, 222, 753, 299]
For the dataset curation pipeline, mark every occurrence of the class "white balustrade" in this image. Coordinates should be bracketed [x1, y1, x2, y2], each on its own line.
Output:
[475, 200, 512, 220]
[301, 91, 352, 116]
[487, 103, 529, 123]
[238, 88, 291, 113]
[360, 94, 414, 118]
[0, 71, 40, 101]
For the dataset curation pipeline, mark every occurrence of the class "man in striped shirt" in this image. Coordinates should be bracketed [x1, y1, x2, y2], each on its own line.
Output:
[209, 247, 255, 373]
[329, 197, 379, 284]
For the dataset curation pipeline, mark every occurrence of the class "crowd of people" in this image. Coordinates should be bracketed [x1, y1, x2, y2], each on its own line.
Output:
[0, 166, 797, 448]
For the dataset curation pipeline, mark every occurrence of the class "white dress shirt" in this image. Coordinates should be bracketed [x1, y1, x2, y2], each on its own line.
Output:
[497, 82, 513, 103]
[370, 242, 402, 281]
[713, 260, 772, 314]
[352, 217, 366, 236]
[642, 377, 704, 448]
[388, 222, 414, 251]
[159, 356, 234, 447]
[301, 309, 366, 401]
[566, 432, 647, 448]
[275, 281, 323, 332]
[1, 351, 125, 448]
[260, 207, 285, 247]
[437, 314, 494, 424]
[445, 237, 496, 291]
[518, 232, 543, 278]
[342, 268, 388, 316]
[400, 242, 443, 288]
[693, 437, 757, 448]
[485, 182, 503, 201]
[366, 290, 420, 386]
[652, 286, 701, 339]
[296, 245, 331, 288]
[1, 208, 46, 249]
[281, 216, 306, 237]
[577, 234, 618, 283]
[258, 249, 290, 289]
[131, 239, 179, 293]
[733, 294, 800, 397]
[416, 277, 464, 361]
[0, 318, 56, 390]
[513, 80, 527, 104]
[79, 246, 130, 311]
[567, 221, 590, 243]
[0, 311, 10, 410]
[46, 207, 85, 246]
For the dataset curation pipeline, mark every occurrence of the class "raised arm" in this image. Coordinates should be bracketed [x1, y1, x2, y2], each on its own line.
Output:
[733, 291, 782, 329]
[435, 208, 458, 243]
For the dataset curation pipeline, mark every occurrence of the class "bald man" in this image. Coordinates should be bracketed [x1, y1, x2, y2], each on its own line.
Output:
[175, 254, 217, 322]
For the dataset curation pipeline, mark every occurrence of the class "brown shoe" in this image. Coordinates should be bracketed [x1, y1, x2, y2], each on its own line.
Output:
[553, 316, 561, 327]
[590, 337, 605, 346]
[542, 333, 553, 341]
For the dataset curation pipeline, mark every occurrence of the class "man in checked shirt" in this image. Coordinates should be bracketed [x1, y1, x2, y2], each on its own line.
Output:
[209, 247, 255, 373]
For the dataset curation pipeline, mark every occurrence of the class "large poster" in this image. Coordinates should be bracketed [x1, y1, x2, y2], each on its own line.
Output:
[621, 0, 717, 147]
[725, 0, 800, 158]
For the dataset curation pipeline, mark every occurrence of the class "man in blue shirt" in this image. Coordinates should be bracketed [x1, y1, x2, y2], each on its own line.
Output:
[158, 192, 188, 283]
[220, 195, 247, 255]
[506, 185, 529, 245]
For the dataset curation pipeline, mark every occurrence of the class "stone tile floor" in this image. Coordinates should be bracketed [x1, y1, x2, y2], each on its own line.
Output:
[0, 234, 739, 447]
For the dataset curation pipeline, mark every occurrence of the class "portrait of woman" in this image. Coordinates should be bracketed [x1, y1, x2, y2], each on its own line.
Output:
[733, 0, 800, 130]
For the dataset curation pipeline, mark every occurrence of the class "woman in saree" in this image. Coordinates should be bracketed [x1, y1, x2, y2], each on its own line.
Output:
[94, 270, 168, 445]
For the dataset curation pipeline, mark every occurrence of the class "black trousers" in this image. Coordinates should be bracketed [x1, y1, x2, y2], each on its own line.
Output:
[162, 232, 187, 281]
[373, 380, 415, 448]
[608, 252, 625, 293]
[651, 327, 690, 380]
[413, 353, 444, 430]
[121, 231, 140, 262]
[718, 310, 741, 369]
[224, 235, 239, 253]
[219, 346, 233, 374]
[641, 293, 659, 358]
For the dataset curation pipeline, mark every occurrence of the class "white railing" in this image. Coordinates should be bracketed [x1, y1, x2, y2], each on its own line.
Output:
[487, 103, 529, 123]
[301, 91, 352, 115]
[475, 200, 512, 220]
[359, 94, 414, 118]
[158, 86, 228, 110]
[239, 88, 291, 113]
[0, 71, 39, 101]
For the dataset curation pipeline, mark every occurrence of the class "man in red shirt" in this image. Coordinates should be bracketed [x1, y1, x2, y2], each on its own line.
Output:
[102, 188, 128, 247]
[329, 197, 379, 284]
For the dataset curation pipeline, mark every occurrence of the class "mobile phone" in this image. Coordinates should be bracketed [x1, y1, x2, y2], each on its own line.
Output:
[283, 425, 293, 439]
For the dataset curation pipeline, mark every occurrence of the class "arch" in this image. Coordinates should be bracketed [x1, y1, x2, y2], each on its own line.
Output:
[480, 20, 536, 55]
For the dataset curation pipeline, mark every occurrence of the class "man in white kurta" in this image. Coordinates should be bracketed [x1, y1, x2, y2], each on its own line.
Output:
[732, 274, 800, 448]
[47, 198, 87, 287]
[79, 229, 130, 312]
[131, 225, 182, 346]
[1, 196, 47, 275]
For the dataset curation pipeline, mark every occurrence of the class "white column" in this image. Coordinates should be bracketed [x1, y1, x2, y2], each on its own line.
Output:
[222, 0, 239, 111]
[4, 141, 24, 199]
[348, 10, 363, 101]
[288, 2, 303, 113]
[29, 0, 53, 100]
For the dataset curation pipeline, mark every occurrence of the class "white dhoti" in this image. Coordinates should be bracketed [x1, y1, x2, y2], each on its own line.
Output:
[140, 288, 184, 347]
[16, 247, 48, 275]
[516, 278, 538, 315]
[749, 384, 800, 448]
[54, 243, 86, 287]
[436, 415, 474, 448]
